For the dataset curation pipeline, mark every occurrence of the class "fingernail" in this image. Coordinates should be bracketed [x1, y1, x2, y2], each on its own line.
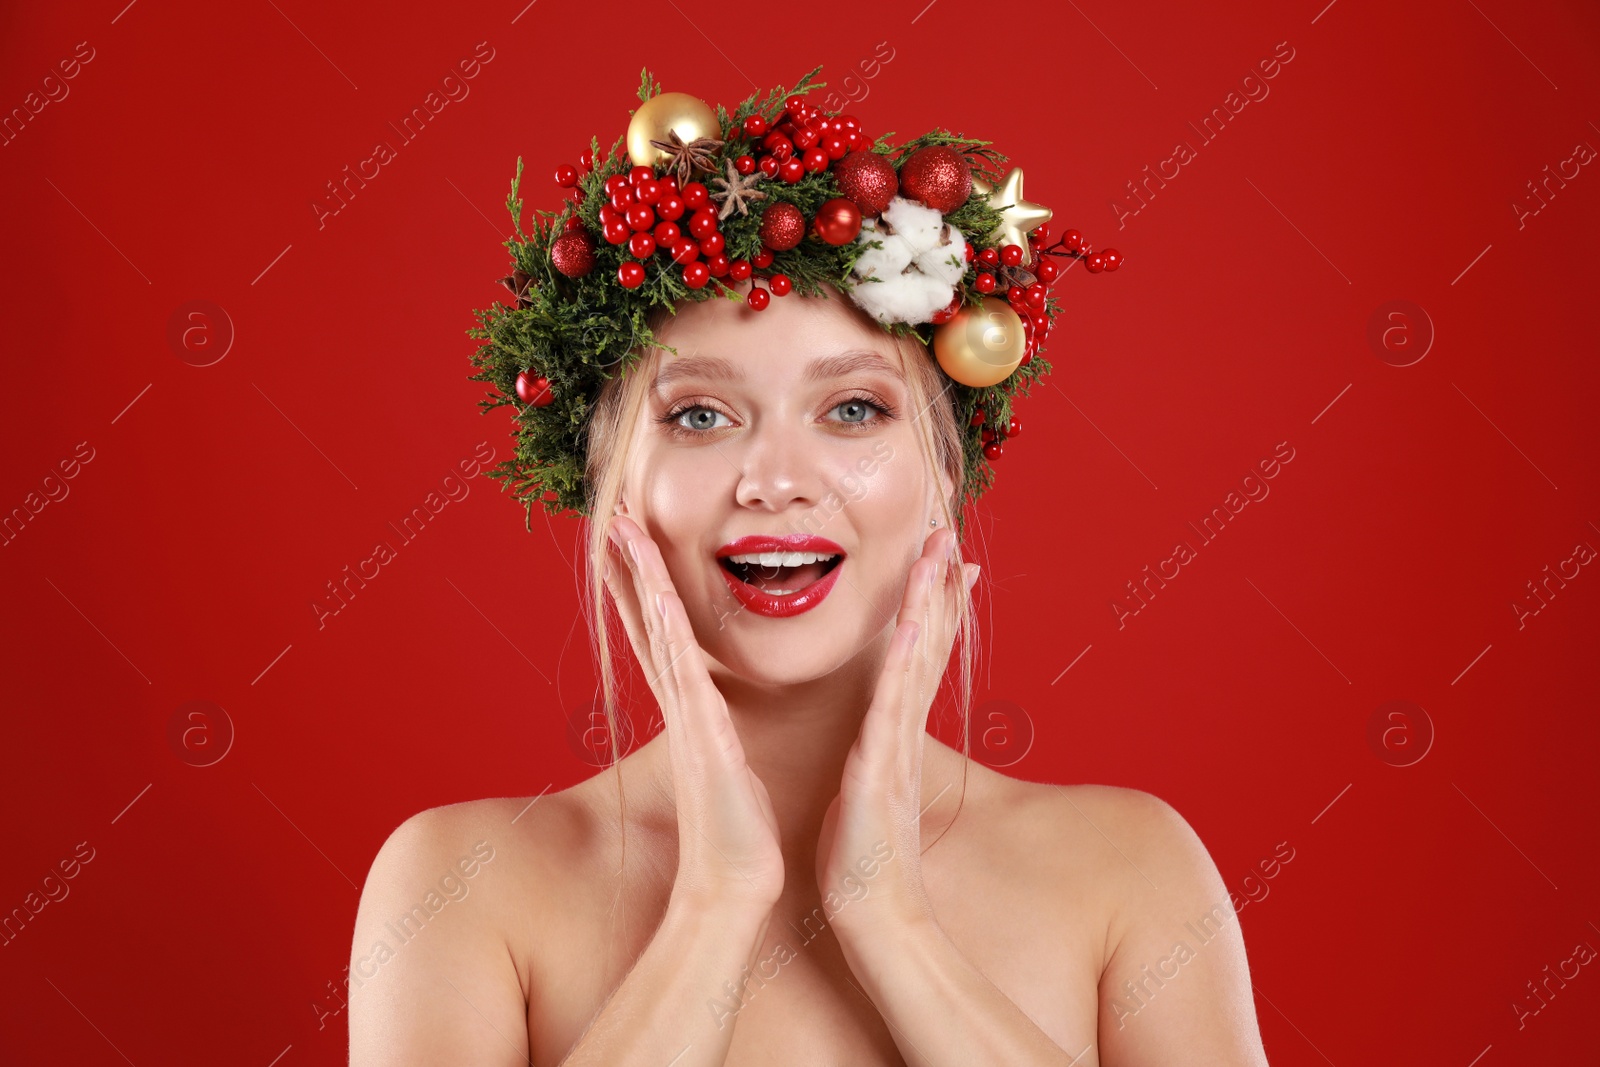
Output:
[655, 591, 668, 619]
[927, 563, 938, 591]
[628, 539, 640, 565]
[945, 536, 956, 562]
[965, 565, 980, 591]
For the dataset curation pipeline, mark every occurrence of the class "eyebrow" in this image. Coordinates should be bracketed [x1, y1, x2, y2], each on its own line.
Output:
[652, 349, 905, 395]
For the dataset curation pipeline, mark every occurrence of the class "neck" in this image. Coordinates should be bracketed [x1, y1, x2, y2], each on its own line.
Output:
[633, 660, 968, 891]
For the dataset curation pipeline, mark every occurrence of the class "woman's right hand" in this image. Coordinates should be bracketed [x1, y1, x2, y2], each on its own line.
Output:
[603, 513, 785, 915]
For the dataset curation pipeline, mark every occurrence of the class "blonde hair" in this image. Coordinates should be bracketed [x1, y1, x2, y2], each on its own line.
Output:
[578, 291, 980, 879]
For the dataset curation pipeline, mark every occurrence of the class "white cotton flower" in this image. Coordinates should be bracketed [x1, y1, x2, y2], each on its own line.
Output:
[846, 195, 969, 325]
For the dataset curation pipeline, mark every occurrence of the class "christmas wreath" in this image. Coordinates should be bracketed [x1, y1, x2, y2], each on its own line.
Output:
[466, 65, 1119, 532]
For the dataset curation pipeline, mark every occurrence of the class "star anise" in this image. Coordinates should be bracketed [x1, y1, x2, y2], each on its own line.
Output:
[497, 269, 535, 308]
[650, 129, 725, 186]
[708, 158, 768, 220]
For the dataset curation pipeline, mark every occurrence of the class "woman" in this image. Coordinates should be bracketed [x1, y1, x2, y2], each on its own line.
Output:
[349, 70, 1271, 1066]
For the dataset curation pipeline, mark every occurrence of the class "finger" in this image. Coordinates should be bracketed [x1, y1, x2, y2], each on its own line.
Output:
[613, 514, 734, 761]
[608, 516, 683, 731]
[858, 618, 923, 777]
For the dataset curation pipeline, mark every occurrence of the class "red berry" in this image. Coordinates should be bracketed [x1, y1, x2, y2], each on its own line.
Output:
[803, 147, 828, 173]
[1102, 248, 1122, 271]
[602, 220, 630, 245]
[655, 194, 685, 222]
[981, 428, 995, 443]
[609, 189, 634, 212]
[1000, 244, 1024, 267]
[729, 259, 752, 281]
[628, 165, 653, 185]
[758, 156, 781, 178]
[1062, 229, 1083, 253]
[964, 243, 976, 262]
[563, 215, 586, 232]
[628, 232, 656, 259]
[1024, 284, 1046, 310]
[974, 273, 996, 294]
[653, 221, 681, 246]
[836, 114, 860, 131]
[688, 208, 719, 239]
[555, 164, 579, 187]
[683, 262, 710, 288]
[1034, 258, 1059, 283]
[969, 410, 985, 426]
[1085, 252, 1106, 273]
[1031, 225, 1050, 245]
[671, 239, 700, 264]
[752, 247, 774, 268]
[823, 135, 849, 161]
[743, 114, 768, 138]
[1007, 417, 1021, 437]
[983, 441, 1003, 461]
[735, 155, 756, 175]
[769, 273, 793, 296]
[635, 178, 661, 204]
[625, 203, 655, 231]
[700, 231, 725, 256]
[748, 287, 770, 310]
[1020, 352, 1033, 367]
[618, 262, 646, 289]
[604, 175, 629, 197]
[598, 204, 619, 226]
[681, 182, 710, 209]
[978, 248, 1000, 267]
[578, 151, 593, 172]
[706, 252, 730, 277]
[763, 132, 794, 161]
[793, 127, 821, 151]
[779, 157, 805, 183]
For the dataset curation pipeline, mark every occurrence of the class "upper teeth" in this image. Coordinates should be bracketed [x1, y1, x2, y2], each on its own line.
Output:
[726, 551, 838, 567]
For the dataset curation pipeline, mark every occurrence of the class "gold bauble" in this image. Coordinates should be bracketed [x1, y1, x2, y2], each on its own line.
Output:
[971, 167, 1053, 266]
[932, 297, 1028, 387]
[626, 92, 721, 168]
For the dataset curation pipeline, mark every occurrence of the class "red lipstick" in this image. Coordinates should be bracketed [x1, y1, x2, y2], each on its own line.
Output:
[715, 535, 846, 619]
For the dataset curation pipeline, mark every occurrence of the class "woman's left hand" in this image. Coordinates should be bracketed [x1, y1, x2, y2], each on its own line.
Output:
[815, 525, 979, 939]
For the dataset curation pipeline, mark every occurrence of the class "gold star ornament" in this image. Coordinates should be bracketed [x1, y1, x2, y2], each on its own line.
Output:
[971, 167, 1052, 266]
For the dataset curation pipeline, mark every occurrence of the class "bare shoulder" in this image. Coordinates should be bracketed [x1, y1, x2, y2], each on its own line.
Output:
[346, 790, 595, 1066]
[1023, 782, 1270, 1064]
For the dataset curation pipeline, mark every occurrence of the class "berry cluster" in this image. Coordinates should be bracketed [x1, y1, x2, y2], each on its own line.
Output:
[733, 96, 871, 183]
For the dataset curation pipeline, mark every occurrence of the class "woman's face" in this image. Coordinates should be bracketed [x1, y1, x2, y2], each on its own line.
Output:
[619, 280, 952, 686]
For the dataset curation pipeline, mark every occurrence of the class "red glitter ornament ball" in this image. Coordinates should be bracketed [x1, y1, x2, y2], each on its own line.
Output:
[832, 150, 898, 218]
[759, 202, 806, 250]
[812, 197, 862, 245]
[898, 145, 972, 213]
[550, 230, 596, 278]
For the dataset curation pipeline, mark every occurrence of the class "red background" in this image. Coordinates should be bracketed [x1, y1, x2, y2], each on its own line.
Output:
[3, 0, 1598, 1062]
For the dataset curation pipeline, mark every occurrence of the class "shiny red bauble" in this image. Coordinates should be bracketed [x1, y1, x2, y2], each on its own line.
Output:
[759, 202, 806, 250]
[813, 197, 862, 245]
[898, 145, 973, 213]
[515, 371, 554, 406]
[832, 150, 898, 217]
[550, 231, 597, 277]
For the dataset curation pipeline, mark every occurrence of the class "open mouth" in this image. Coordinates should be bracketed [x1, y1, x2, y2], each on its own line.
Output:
[718, 552, 843, 596]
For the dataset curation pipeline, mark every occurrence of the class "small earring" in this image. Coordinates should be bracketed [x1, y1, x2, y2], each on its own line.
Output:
[930, 517, 939, 527]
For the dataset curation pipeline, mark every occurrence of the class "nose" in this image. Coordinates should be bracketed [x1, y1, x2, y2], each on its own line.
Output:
[731, 418, 825, 515]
